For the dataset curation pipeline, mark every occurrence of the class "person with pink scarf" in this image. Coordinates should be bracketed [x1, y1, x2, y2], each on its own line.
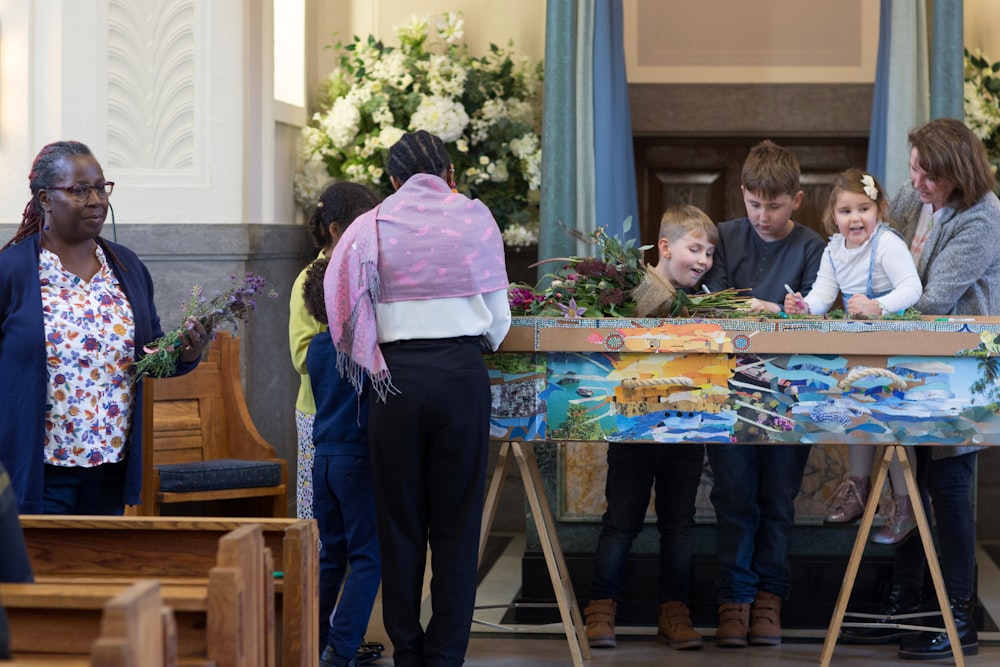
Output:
[324, 130, 511, 667]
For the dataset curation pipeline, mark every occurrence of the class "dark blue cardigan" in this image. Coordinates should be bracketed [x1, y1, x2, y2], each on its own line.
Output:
[0, 234, 198, 513]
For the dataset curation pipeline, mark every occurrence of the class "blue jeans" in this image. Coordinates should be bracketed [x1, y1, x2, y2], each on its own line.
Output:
[42, 460, 126, 515]
[590, 442, 705, 603]
[314, 454, 381, 658]
[708, 443, 811, 603]
[893, 449, 977, 601]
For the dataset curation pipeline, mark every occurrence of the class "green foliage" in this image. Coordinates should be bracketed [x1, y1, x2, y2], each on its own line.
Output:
[133, 273, 276, 380]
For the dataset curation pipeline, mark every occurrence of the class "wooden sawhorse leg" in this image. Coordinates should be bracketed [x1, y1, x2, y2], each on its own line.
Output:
[820, 445, 965, 667]
[479, 440, 590, 667]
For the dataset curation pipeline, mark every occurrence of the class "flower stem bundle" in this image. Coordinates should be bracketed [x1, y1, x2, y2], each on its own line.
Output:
[133, 272, 276, 380]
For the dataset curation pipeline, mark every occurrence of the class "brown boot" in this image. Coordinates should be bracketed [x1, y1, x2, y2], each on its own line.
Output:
[749, 591, 782, 646]
[584, 598, 617, 648]
[715, 603, 750, 648]
[656, 601, 703, 650]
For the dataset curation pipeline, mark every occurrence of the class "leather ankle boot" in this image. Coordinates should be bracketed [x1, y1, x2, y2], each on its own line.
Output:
[871, 493, 918, 545]
[898, 597, 979, 660]
[584, 598, 617, 648]
[748, 590, 782, 646]
[825, 476, 871, 523]
[841, 583, 923, 644]
[715, 602, 750, 648]
[656, 601, 702, 650]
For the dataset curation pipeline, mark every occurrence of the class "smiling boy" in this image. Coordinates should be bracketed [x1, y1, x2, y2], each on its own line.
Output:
[584, 204, 716, 652]
[653, 204, 718, 290]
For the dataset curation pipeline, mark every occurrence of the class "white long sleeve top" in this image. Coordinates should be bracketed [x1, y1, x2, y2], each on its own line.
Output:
[803, 226, 923, 315]
[375, 288, 512, 351]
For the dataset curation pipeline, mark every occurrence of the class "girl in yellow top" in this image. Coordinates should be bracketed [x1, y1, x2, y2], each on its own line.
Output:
[288, 182, 378, 519]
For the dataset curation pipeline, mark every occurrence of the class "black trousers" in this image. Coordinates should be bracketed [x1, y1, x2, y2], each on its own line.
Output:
[369, 337, 490, 667]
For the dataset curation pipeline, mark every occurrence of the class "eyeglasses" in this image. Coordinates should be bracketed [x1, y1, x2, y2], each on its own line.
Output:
[46, 182, 115, 202]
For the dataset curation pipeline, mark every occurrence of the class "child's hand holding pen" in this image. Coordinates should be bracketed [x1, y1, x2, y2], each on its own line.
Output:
[783, 283, 809, 314]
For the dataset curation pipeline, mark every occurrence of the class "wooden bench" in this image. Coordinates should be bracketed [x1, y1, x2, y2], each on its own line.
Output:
[10, 523, 270, 667]
[19, 515, 318, 667]
[4, 579, 181, 666]
[138, 331, 288, 518]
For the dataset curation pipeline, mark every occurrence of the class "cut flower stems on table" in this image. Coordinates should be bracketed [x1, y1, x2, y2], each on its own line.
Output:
[506, 220, 925, 321]
[507, 219, 754, 318]
[133, 272, 277, 380]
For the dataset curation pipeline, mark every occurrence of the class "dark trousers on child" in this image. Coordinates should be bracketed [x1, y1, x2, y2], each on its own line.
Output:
[314, 453, 381, 657]
[369, 338, 490, 667]
[590, 442, 705, 603]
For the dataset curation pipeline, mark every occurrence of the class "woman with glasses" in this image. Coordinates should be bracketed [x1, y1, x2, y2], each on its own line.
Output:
[0, 140, 209, 515]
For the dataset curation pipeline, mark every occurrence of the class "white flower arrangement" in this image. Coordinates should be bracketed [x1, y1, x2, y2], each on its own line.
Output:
[295, 11, 544, 235]
[964, 48, 1000, 187]
[501, 221, 539, 247]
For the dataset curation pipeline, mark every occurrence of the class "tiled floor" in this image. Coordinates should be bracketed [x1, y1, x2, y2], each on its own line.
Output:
[359, 535, 1000, 665]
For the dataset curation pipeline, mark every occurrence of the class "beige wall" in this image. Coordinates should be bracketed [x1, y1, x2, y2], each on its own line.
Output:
[624, 0, 880, 84]
[965, 0, 1000, 58]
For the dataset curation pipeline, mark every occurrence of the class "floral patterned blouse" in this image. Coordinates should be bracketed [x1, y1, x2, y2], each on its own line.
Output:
[40, 246, 136, 467]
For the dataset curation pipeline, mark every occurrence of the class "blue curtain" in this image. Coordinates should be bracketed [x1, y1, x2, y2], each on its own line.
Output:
[538, 0, 579, 268]
[539, 0, 639, 271]
[930, 1, 964, 120]
[866, 1, 929, 196]
[866, 0, 893, 185]
[592, 0, 639, 246]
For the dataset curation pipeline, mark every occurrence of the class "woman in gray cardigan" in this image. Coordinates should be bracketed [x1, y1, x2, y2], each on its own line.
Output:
[844, 118, 1000, 659]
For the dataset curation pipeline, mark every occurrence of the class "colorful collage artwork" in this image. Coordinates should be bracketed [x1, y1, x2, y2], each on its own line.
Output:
[486, 320, 1000, 522]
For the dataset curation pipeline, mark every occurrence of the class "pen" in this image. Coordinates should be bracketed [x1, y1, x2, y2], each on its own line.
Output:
[933, 317, 976, 322]
[702, 285, 712, 294]
[783, 283, 805, 309]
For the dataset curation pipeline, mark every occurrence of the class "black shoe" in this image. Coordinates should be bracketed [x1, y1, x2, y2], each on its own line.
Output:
[355, 646, 382, 665]
[320, 646, 357, 667]
[360, 639, 384, 653]
[898, 597, 979, 660]
[840, 583, 924, 645]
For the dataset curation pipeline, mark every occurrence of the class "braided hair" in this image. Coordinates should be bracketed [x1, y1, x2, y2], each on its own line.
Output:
[3, 141, 94, 251]
[307, 182, 380, 249]
[386, 130, 451, 185]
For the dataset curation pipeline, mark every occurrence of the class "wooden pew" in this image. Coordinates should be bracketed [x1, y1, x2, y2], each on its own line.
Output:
[139, 331, 288, 518]
[10, 523, 268, 667]
[19, 515, 318, 667]
[4, 579, 178, 666]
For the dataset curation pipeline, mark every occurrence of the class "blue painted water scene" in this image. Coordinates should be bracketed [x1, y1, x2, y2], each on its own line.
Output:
[487, 345, 1000, 445]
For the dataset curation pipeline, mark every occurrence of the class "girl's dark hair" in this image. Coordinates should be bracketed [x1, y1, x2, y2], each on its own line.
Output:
[307, 182, 380, 249]
[909, 117, 996, 211]
[302, 257, 330, 323]
[3, 140, 94, 251]
[386, 130, 451, 185]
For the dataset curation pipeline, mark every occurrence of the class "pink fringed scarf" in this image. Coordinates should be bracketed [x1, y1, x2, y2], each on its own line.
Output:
[324, 174, 509, 399]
